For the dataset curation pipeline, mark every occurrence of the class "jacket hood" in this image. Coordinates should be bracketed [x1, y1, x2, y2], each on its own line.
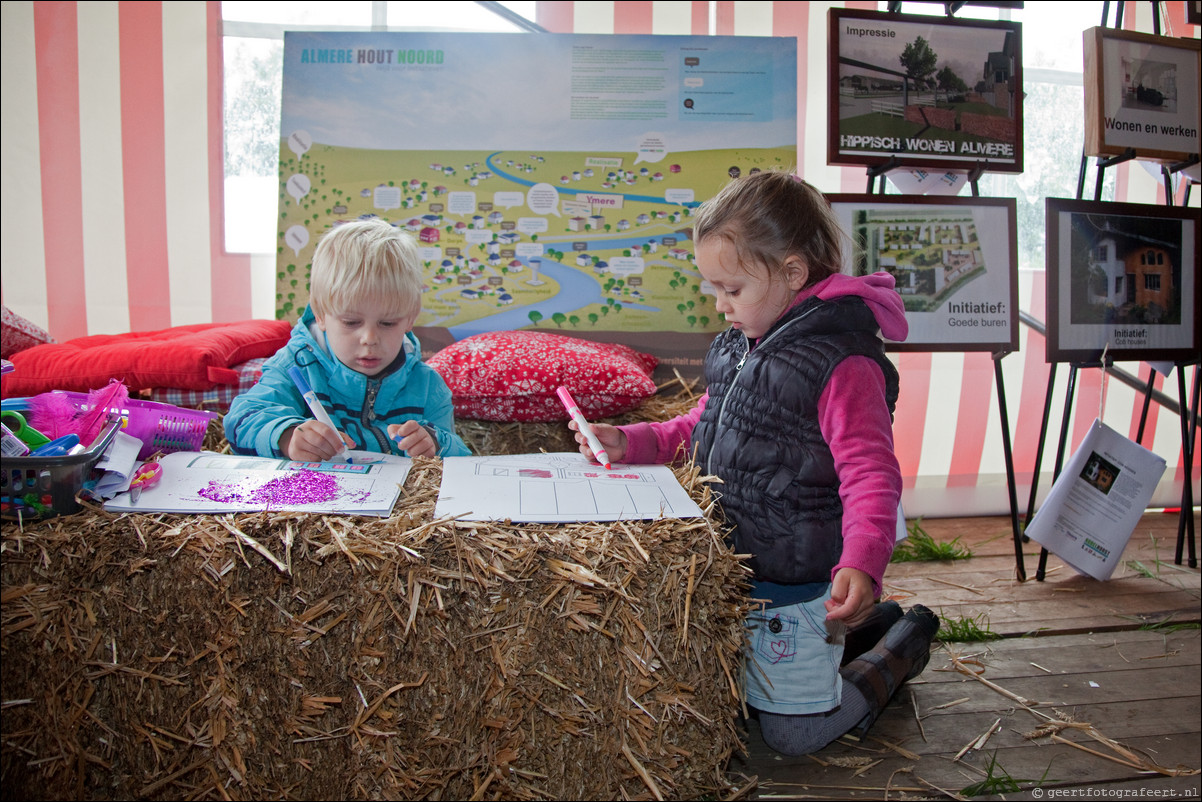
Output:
[799, 272, 908, 343]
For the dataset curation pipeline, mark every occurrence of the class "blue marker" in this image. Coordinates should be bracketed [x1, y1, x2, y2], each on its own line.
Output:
[287, 366, 351, 463]
[29, 434, 80, 457]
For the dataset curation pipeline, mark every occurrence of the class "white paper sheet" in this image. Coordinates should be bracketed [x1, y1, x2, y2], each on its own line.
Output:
[434, 453, 705, 522]
[886, 168, 968, 195]
[92, 430, 147, 497]
[103, 450, 413, 517]
[1025, 419, 1167, 580]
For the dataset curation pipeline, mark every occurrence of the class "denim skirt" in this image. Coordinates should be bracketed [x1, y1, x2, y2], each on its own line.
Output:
[744, 588, 844, 715]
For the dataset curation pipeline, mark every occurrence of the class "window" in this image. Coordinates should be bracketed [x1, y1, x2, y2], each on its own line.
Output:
[886, 2, 1118, 273]
[221, 1, 537, 254]
[1145, 272, 1162, 291]
[222, 0, 1146, 276]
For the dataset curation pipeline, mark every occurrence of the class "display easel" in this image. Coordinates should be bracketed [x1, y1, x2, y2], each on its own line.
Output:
[867, 160, 1029, 580]
[1024, 2, 1199, 578]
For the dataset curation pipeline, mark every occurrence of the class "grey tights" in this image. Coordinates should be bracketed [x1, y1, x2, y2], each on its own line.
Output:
[756, 678, 872, 756]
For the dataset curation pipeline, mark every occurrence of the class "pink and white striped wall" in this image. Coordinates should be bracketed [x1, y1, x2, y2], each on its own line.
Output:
[1, 1, 1197, 516]
[2, 1, 260, 340]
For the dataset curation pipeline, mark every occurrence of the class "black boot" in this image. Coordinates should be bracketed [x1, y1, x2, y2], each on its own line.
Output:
[840, 600, 904, 666]
[839, 604, 940, 740]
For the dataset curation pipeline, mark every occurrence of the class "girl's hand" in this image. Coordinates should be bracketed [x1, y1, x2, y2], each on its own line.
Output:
[567, 420, 628, 464]
[825, 567, 876, 625]
[281, 421, 354, 462]
[389, 420, 437, 458]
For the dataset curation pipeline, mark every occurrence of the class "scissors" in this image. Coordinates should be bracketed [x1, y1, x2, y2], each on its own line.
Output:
[0, 409, 50, 449]
[129, 462, 163, 503]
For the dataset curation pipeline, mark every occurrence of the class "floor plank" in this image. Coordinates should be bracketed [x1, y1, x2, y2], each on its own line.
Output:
[734, 512, 1202, 800]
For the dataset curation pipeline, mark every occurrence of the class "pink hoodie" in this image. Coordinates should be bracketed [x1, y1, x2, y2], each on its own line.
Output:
[619, 272, 906, 594]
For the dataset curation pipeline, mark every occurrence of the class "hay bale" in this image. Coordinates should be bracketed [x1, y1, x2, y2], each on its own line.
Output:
[2, 428, 754, 799]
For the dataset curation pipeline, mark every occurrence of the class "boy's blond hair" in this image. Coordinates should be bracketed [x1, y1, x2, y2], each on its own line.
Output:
[309, 219, 423, 321]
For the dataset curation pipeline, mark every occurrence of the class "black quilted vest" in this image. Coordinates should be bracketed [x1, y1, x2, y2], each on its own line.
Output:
[692, 295, 900, 584]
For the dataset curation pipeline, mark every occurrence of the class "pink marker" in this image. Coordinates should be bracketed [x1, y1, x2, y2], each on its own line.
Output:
[556, 386, 612, 469]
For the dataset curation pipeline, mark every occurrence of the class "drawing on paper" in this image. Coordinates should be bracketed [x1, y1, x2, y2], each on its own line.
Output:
[435, 453, 705, 522]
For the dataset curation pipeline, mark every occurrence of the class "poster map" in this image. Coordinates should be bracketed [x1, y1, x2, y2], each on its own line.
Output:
[277, 32, 797, 376]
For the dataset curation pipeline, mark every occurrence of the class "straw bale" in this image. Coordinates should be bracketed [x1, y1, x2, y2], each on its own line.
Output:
[1, 378, 755, 801]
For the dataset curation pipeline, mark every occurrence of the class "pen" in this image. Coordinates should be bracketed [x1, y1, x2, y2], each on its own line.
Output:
[556, 386, 611, 469]
[287, 366, 351, 463]
[29, 434, 80, 457]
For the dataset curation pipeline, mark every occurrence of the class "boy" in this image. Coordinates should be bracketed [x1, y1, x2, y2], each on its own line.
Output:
[225, 218, 470, 461]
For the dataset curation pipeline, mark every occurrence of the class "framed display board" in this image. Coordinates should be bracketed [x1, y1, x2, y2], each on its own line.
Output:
[827, 8, 1023, 174]
[1045, 198, 1200, 365]
[827, 194, 1018, 353]
[1083, 27, 1201, 163]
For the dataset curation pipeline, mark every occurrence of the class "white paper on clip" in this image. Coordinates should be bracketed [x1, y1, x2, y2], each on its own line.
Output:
[1025, 419, 1167, 580]
[1146, 360, 1175, 378]
[886, 168, 967, 196]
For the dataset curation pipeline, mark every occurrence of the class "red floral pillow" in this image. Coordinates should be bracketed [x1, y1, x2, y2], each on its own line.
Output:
[1, 305, 55, 359]
[428, 331, 658, 422]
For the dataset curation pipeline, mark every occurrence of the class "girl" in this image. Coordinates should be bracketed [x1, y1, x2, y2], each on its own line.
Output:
[568, 170, 939, 755]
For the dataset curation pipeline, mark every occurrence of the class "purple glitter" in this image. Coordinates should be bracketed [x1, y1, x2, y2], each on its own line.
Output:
[198, 469, 342, 507]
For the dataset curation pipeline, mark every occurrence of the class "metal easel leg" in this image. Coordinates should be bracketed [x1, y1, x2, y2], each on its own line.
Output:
[1025, 365, 1058, 536]
[1037, 364, 1079, 581]
[1135, 366, 1155, 445]
[1176, 364, 1199, 567]
[994, 352, 1024, 580]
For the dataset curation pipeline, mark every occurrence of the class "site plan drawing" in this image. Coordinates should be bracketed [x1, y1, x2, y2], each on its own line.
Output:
[828, 195, 1018, 352]
[434, 453, 705, 523]
[853, 207, 988, 312]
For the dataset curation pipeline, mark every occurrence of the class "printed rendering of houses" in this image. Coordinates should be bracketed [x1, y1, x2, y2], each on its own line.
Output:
[1086, 227, 1177, 320]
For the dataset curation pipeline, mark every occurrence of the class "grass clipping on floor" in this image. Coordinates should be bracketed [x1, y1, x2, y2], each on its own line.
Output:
[2, 378, 756, 800]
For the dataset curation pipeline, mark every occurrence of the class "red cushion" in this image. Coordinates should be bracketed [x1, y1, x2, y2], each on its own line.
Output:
[1, 320, 292, 398]
[427, 331, 658, 422]
[1, 305, 55, 358]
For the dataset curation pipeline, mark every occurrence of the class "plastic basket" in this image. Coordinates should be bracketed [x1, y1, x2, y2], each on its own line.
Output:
[51, 392, 218, 460]
[1, 419, 121, 520]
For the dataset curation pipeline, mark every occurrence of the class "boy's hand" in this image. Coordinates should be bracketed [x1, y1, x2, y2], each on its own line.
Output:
[389, 420, 437, 458]
[825, 567, 875, 625]
[281, 421, 354, 462]
[567, 420, 628, 464]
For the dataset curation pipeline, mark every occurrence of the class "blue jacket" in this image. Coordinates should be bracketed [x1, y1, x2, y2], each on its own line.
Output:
[225, 308, 470, 458]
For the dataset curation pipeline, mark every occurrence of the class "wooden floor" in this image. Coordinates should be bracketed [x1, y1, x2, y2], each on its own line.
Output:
[730, 511, 1202, 801]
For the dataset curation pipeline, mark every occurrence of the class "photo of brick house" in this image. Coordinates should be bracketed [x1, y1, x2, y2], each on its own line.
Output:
[1069, 213, 1183, 325]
